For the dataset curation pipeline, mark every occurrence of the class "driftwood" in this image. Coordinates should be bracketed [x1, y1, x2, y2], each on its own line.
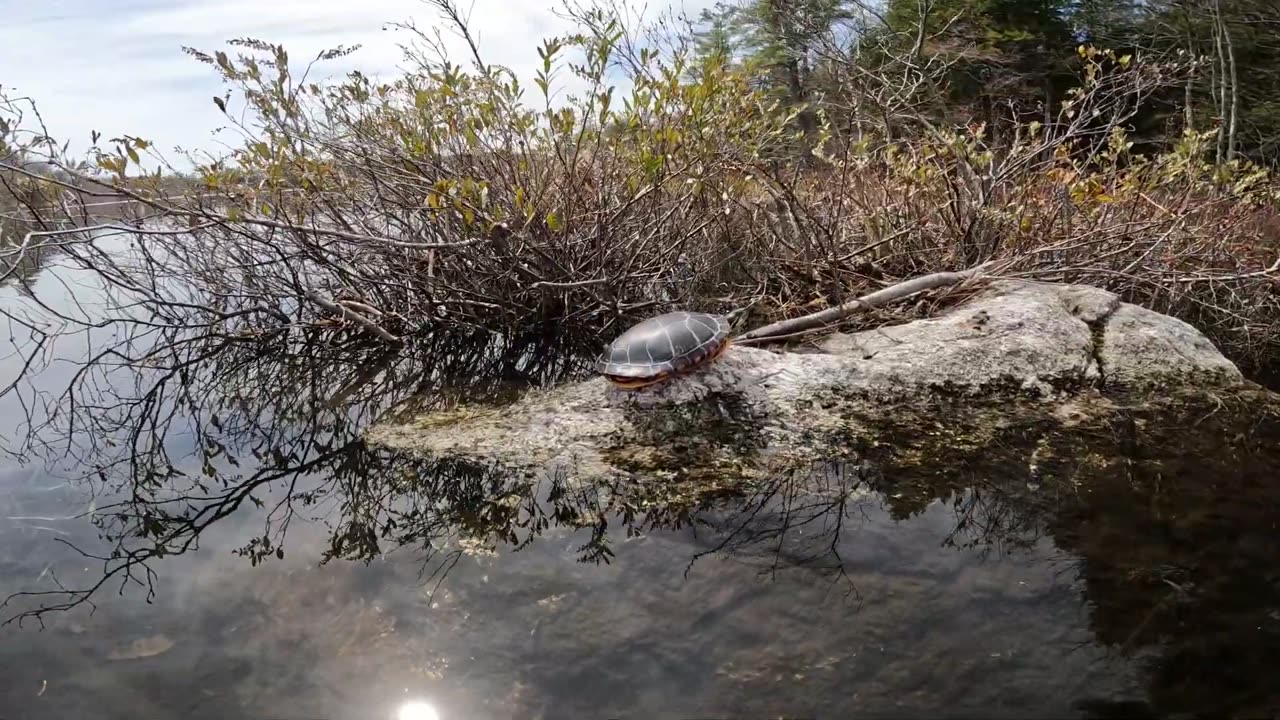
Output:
[736, 264, 994, 345]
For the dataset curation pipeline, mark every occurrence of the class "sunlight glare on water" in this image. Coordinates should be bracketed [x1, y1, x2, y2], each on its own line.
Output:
[396, 700, 441, 720]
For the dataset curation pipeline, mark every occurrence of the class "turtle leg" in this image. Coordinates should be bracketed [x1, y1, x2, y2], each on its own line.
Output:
[708, 339, 731, 362]
[607, 375, 664, 390]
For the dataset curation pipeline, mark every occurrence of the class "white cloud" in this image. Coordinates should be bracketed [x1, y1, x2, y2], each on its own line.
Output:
[0, 0, 717, 163]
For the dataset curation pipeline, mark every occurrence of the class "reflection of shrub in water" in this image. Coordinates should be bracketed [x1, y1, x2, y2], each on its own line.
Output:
[683, 459, 880, 591]
[0, 325, 591, 625]
[847, 389, 1280, 719]
[1042, 395, 1280, 719]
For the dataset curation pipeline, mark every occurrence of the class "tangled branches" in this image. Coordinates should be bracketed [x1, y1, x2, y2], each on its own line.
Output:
[2, 0, 1278, 365]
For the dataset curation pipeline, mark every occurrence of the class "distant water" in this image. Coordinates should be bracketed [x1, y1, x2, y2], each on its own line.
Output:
[2, 247, 1279, 720]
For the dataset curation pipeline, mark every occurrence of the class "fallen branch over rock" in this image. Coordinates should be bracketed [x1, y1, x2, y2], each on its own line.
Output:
[736, 263, 998, 345]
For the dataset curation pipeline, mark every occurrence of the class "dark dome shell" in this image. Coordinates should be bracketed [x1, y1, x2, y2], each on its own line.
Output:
[596, 311, 731, 379]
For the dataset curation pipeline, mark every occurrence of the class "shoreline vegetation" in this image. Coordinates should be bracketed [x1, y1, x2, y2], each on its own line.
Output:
[2, 0, 1279, 379]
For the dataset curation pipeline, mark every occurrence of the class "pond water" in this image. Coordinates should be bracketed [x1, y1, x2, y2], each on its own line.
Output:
[2, 251, 1280, 720]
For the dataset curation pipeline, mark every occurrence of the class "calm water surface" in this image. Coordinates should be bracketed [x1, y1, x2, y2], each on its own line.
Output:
[2, 252, 1279, 720]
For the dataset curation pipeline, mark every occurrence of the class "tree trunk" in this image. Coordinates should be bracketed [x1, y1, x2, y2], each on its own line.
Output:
[912, 0, 929, 64]
[1184, 27, 1196, 132]
[1222, 6, 1240, 161]
[1043, 69, 1053, 129]
[792, 57, 819, 137]
[1213, 0, 1228, 165]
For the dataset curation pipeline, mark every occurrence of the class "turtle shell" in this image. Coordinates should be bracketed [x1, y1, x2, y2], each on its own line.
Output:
[596, 311, 731, 386]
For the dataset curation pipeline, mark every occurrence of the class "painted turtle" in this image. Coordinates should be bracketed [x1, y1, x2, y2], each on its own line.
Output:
[596, 311, 732, 389]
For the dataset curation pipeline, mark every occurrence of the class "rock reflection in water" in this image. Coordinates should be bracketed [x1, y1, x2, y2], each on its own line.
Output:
[1, 268, 1280, 718]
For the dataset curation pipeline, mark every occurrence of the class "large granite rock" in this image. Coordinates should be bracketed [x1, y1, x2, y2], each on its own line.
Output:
[367, 279, 1248, 477]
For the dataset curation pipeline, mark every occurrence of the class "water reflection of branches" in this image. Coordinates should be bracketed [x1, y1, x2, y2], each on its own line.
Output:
[685, 460, 878, 596]
[939, 487, 1047, 559]
[5, 412, 898, 625]
[1, 310, 594, 625]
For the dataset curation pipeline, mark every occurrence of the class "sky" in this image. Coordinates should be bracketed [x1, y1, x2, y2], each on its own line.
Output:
[0, 0, 715, 162]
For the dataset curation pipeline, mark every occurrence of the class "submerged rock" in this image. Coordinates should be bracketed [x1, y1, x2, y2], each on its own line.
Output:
[367, 279, 1252, 478]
